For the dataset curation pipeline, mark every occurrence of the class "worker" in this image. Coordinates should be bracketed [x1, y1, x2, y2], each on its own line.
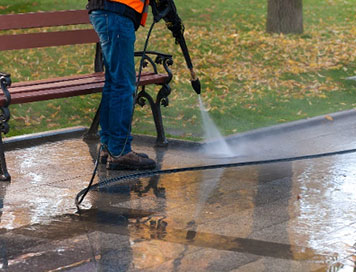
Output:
[86, 0, 156, 170]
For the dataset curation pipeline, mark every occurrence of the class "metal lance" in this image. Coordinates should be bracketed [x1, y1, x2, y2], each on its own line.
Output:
[152, 0, 201, 94]
[174, 29, 201, 95]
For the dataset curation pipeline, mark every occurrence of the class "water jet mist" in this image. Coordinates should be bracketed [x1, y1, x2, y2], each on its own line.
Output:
[198, 96, 234, 157]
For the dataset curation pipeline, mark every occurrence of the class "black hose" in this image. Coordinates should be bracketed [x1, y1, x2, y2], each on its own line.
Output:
[76, 145, 102, 206]
[75, 147, 356, 209]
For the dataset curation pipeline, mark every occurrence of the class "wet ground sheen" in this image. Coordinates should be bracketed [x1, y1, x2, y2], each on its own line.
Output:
[1, 112, 356, 271]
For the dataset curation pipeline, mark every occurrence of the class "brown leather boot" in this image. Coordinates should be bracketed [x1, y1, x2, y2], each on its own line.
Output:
[100, 149, 109, 164]
[100, 148, 148, 164]
[107, 151, 156, 170]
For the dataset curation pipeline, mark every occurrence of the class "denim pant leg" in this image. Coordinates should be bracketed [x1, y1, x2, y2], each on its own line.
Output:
[90, 11, 136, 156]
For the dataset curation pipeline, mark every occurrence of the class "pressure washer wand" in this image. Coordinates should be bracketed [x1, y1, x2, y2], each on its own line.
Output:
[151, 0, 201, 95]
[175, 32, 201, 95]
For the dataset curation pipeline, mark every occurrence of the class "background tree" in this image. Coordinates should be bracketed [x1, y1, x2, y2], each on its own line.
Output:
[266, 0, 303, 34]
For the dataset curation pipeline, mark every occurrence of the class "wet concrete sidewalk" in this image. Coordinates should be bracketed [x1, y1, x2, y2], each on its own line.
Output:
[1, 110, 356, 271]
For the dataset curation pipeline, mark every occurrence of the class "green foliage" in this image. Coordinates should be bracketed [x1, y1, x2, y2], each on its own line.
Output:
[0, 0, 86, 14]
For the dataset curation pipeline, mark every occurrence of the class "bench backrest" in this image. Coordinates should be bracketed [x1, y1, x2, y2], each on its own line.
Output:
[0, 10, 98, 51]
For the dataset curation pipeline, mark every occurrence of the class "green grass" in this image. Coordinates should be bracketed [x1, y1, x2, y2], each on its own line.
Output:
[1, 0, 356, 140]
[0, 0, 85, 13]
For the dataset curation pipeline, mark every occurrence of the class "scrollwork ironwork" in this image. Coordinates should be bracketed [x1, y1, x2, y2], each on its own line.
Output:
[0, 72, 12, 182]
[0, 73, 11, 133]
[135, 51, 173, 147]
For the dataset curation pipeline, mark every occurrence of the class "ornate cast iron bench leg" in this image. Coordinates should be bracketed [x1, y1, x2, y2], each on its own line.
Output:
[0, 73, 12, 182]
[136, 52, 173, 147]
[137, 84, 171, 147]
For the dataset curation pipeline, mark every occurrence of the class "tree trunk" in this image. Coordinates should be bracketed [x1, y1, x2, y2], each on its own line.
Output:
[266, 0, 303, 34]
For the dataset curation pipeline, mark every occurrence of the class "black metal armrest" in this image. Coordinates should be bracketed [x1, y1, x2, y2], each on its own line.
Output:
[0, 72, 11, 87]
[0, 72, 10, 77]
[134, 51, 173, 83]
[0, 72, 11, 97]
[0, 72, 10, 79]
[134, 50, 172, 59]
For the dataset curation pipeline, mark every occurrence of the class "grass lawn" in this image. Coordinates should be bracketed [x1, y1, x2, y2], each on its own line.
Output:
[0, 0, 356, 140]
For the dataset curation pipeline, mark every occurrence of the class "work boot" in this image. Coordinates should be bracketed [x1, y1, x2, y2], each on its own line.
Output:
[100, 149, 109, 164]
[100, 147, 148, 164]
[107, 151, 156, 170]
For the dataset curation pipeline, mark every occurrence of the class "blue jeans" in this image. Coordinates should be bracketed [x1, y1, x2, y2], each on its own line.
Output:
[90, 10, 136, 156]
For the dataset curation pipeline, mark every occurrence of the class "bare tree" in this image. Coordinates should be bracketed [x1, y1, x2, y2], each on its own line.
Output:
[266, 0, 303, 34]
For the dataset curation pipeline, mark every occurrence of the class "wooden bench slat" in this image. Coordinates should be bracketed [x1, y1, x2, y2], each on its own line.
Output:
[139, 73, 169, 85]
[0, 10, 90, 31]
[9, 83, 104, 104]
[10, 73, 105, 88]
[10, 72, 157, 89]
[10, 75, 105, 94]
[0, 73, 169, 106]
[0, 29, 98, 51]
[9, 72, 160, 94]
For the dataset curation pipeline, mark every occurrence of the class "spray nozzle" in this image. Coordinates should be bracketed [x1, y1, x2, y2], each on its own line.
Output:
[190, 68, 201, 95]
[191, 78, 201, 95]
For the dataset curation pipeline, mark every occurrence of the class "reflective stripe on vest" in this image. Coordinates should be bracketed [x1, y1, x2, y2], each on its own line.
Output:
[140, 0, 149, 27]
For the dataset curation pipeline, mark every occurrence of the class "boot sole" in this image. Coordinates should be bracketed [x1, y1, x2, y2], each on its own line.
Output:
[101, 154, 148, 165]
[107, 162, 156, 171]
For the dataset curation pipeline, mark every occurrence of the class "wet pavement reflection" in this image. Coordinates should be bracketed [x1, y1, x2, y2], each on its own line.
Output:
[1, 116, 356, 271]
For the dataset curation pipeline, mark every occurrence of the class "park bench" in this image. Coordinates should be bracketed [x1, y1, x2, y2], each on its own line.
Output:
[0, 9, 174, 182]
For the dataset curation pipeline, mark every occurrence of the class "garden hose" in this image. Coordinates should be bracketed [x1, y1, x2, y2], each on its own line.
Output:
[76, 146, 356, 210]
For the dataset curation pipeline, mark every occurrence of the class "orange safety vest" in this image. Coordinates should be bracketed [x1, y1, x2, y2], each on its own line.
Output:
[109, 0, 150, 26]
